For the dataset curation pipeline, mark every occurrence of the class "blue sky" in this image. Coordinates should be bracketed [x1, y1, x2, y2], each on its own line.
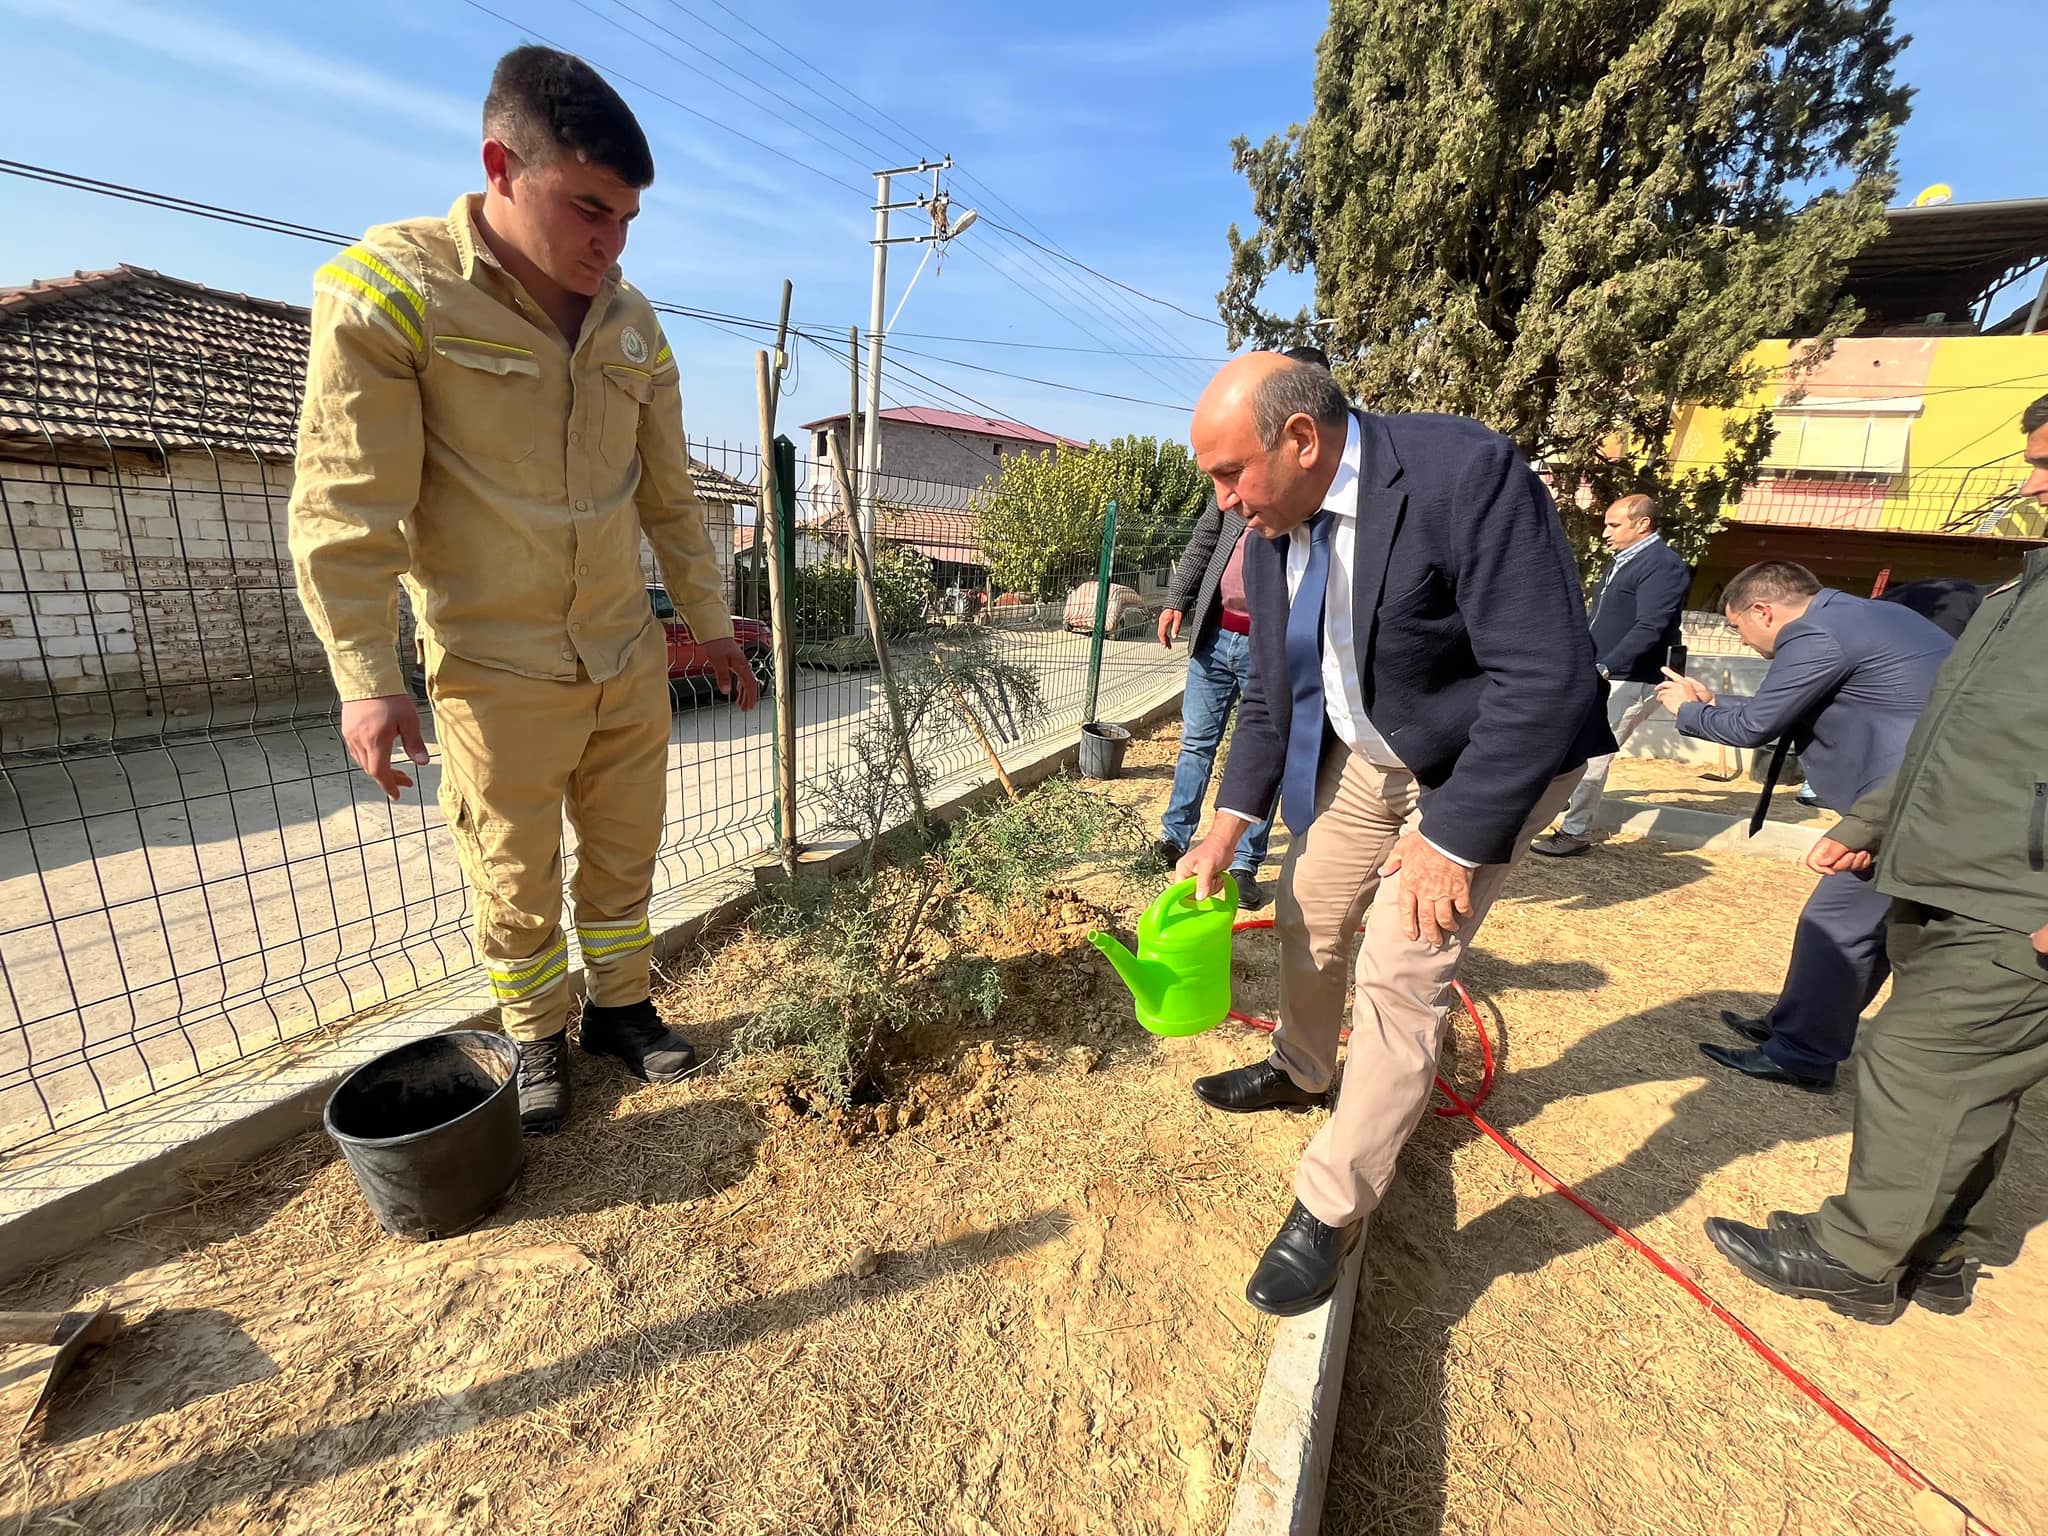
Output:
[0, 0, 2036, 449]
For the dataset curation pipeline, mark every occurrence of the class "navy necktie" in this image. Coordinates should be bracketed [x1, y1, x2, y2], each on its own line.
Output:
[1281, 511, 1333, 835]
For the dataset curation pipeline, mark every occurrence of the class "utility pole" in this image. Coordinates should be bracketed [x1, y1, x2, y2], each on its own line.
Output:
[855, 158, 979, 630]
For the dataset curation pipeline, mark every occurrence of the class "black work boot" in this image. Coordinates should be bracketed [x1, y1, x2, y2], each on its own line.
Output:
[580, 999, 699, 1084]
[1705, 1212, 1901, 1322]
[1905, 1255, 1979, 1315]
[517, 1031, 572, 1137]
[1246, 1200, 1363, 1317]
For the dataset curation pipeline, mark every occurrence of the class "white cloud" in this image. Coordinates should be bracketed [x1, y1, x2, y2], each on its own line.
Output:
[0, 0, 476, 140]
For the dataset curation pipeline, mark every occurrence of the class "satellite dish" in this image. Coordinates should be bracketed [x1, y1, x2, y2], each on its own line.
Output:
[1913, 184, 1954, 208]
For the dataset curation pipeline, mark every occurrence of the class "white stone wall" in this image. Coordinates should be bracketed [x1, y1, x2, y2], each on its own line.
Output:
[0, 447, 329, 751]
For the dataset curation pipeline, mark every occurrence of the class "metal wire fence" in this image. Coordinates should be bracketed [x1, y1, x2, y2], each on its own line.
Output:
[0, 330, 1184, 1155]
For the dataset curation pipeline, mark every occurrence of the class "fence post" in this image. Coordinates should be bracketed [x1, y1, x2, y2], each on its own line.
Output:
[1081, 498, 1120, 728]
[771, 434, 800, 868]
[756, 353, 798, 875]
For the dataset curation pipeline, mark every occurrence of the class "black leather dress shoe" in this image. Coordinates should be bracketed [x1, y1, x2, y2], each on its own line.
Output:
[1229, 868, 1269, 912]
[1247, 1200, 1363, 1316]
[1720, 1009, 1771, 1045]
[1704, 1214, 1900, 1322]
[1698, 1041, 1833, 1093]
[1766, 1210, 1975, 1315]
[1193, 1058, 1326, 1114]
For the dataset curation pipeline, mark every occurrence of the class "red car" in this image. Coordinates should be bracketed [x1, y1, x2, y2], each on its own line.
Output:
[649, 585, 772, 704]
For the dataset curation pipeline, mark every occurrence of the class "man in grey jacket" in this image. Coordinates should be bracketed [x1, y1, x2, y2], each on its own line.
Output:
[1702, 393, 2048, 1323]
[1654, 561, 1951, 1090]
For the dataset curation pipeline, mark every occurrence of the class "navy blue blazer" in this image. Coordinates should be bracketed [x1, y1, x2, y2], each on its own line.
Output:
[1588, 537, 1690, 682]
[1677, 588, 1953, 812]
[1214, 411, 1615, 867]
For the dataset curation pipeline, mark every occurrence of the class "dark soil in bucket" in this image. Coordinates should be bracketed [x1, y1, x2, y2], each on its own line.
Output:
[327, 1037, 508, 1144]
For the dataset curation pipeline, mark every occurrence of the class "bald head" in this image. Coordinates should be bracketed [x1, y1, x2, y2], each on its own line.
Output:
[1191, 353, 1351, 539]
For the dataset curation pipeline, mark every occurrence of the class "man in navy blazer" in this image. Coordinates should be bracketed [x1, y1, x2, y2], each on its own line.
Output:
[1531, 494, 1691, 857]
[1174, 354, 1613, 1315]
[1655, 560, 1951, 1090]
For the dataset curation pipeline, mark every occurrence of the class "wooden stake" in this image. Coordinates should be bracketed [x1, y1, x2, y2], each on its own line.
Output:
[933, 644, 1016, 799]
[826, 431, 929, 837]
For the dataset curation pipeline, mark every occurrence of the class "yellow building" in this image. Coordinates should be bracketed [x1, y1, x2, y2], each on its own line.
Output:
[1674, 197, 2048, 601]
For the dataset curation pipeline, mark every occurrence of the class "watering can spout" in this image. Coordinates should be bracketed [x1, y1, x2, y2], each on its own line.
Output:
[1089, 931, 1159, 1012]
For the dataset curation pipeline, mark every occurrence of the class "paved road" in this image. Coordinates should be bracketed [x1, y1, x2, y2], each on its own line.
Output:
[0, 627, 1183, 1150]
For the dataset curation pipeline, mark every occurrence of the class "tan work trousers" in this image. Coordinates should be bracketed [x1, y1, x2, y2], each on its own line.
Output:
[1270, 745, 1581, 1227]
[426, 624, 671, 1041]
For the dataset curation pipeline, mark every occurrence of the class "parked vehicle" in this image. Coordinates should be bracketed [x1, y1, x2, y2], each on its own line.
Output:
[649, 585, 772, 705]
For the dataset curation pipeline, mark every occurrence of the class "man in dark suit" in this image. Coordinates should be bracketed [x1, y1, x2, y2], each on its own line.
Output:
[1880, 576, 1984, 641]
[1530, 494, 1691, 857]
[1174, 353, 1613, 1315]
[1654, 561, 1951, 1091]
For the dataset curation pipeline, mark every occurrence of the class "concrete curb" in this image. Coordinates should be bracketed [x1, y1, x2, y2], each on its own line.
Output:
[1593, 794, 1824, 861]
[0, 682, 1188, 1287]
[1224, 1230, 1369, 1536]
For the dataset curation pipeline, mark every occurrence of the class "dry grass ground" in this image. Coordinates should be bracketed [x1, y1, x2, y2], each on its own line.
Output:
[1316, 831, 2048, 1536]
[3, 722, 2042, 1536]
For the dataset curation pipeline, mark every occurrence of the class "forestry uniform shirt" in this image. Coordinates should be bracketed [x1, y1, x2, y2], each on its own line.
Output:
[289, 194, 732, 701]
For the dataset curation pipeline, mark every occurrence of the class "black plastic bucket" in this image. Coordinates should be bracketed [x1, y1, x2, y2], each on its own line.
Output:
[324, 1031, 524, 1241]
[1078, 721, 1132, 780]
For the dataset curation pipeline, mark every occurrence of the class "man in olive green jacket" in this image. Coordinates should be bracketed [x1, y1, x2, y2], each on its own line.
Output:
[1702, 394, 2048, 1323]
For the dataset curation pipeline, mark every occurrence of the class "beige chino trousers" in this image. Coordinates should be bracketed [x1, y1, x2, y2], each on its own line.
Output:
[1269, 743, 1580, 1227]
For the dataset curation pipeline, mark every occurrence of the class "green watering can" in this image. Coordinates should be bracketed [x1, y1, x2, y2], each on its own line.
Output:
[1090, 874, 1240, 1037]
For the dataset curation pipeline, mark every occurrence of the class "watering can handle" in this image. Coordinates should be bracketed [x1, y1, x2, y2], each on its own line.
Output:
[1158, 872, 1238, 921]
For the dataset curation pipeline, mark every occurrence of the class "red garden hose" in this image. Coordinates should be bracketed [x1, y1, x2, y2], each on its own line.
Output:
[1226, 916, 2006, 1535]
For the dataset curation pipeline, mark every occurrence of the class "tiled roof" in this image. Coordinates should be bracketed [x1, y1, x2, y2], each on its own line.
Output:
[0, 265, 758, 496]
[800, 404, 1086, 450]
[0, 266, 310, 458]
[807, 504, 990, 568]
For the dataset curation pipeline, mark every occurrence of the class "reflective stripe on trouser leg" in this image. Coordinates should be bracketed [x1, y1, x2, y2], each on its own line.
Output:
[485, 931, 571, 1037]
[567, 625, 672, 1008]
[426, 638, 602, 1042]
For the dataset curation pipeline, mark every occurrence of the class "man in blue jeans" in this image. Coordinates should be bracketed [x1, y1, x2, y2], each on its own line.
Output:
[1155, 494, 1276, 908]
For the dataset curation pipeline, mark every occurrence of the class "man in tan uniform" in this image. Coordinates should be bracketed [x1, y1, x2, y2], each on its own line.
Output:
[290, 47, 757, 1134]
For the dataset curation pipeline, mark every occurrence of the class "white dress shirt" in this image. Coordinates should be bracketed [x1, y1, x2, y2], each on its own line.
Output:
[1218, 415, 1476, 866]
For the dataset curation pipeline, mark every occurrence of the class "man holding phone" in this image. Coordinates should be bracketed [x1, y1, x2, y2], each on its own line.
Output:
[1653, 562, 1949, 1091]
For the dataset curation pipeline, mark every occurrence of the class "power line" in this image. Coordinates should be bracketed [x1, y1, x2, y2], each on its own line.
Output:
[574, 0, 879, 176]
[451, 0, 866, 197]
[0, 161, 348, 246]
[654, 0, 1230, 357]
[524, 0, 1223, 386]
[0, 161, 1220, 398]
[979, 216, 1227, 329]
[455, 0, 1213, 394]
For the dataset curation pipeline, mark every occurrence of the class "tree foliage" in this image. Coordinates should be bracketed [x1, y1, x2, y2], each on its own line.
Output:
[789, 544, 933, 641]
[1222, 0, 1910, 566]
[978, 437, 1210, 597]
